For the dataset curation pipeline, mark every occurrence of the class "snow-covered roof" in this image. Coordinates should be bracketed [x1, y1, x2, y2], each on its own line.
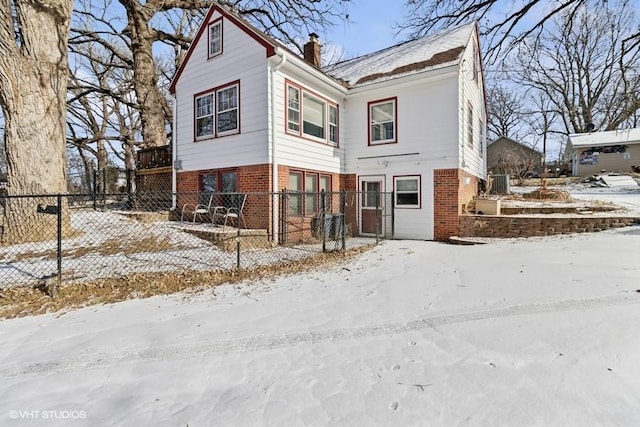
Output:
[568, 128, 640, 148]
[323, 23, 474, 88]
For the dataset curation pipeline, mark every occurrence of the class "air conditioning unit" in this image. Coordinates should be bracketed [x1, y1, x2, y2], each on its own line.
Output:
[490, 174, 510, 195]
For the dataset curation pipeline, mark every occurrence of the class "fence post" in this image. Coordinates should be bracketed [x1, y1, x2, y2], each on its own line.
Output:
[321, 189, 326, 253]
[102, 169, 107, 207]
[375, 191, 380, 245]
[340, 189, 346, 252]
[391, 191, 395, 240]
[56, 194, 62, 289]
[92, 169, 98, 210]
[236, 227, 241, 273]
[281, 189, 287, 245]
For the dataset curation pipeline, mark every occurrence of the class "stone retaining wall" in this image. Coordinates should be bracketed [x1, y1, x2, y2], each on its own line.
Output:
[459, 215, 640, 238]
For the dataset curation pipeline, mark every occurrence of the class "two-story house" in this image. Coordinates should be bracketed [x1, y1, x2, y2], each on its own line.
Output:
[169, 3, 486, 241]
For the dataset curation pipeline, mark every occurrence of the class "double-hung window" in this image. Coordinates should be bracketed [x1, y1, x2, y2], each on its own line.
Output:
[287, 86, 300, 132]
[195, 94, 214, 138]
[285, 81, 338, 146]
[329, 105, 338, 144]
[369, 98, 396, 145]
[217, 85, 238, 135]
[208, 19, 222, 58]
[194, 81, 240, 140]
[394, 176, 420, 208]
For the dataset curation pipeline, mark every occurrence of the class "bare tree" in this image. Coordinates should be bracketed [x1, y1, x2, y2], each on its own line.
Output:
[397, 0, 640, 63]
[486, 83, 528, 141]
[71, 0, 351, 150]
[0, 0, 73, 244]
[514, 4, 640, 135]
[493, 149, 541, 185]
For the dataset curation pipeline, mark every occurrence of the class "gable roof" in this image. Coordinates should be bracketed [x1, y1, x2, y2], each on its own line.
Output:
[568, 128, 640, 148]
[488, 136, 542, 156]
[323, 23, 475, 88]
[170, 5, 476, 94]
[169, 3, 278, 94]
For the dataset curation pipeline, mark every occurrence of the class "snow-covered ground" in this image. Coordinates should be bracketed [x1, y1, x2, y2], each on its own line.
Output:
[0, 187, 639, 426]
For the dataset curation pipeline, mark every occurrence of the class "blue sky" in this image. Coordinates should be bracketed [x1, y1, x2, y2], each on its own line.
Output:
[323, 0, 407, 58]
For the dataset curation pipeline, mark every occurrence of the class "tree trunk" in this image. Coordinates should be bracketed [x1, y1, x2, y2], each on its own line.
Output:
[0, 0, 73, 244]
[121, 0, 169, 148]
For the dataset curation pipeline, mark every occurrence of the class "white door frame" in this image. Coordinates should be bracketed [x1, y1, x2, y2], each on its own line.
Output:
[358, 175, 385, 236]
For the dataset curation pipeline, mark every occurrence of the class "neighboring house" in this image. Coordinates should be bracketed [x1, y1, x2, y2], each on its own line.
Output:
[169, 4, 487, 241]
[487, 136, 543, 178]
[568, 129, 640, 176]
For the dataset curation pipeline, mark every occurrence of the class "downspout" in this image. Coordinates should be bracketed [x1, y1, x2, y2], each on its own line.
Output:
[271, 51, 286, 243]
[171, 94, 178, 210]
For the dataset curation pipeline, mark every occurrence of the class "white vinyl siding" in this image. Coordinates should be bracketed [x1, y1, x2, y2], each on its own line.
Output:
[175, 9, 270, 169]
[458, 32, 486, 177]
[467, 104, 473, 148]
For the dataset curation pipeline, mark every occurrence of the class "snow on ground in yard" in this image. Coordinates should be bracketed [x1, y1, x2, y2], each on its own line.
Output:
[0, 188, 639, 426]
[0, 209, 370, 288]
[511, 180, 640, 217]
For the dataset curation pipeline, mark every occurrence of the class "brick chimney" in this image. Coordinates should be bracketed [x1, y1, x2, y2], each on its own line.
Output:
[303, 33, 321, 67]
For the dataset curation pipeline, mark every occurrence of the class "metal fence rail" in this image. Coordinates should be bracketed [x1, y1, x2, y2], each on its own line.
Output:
[0, 189, 392, 290]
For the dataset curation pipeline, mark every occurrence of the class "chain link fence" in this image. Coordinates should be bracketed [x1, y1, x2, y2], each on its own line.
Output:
[0, 187, 393, 291]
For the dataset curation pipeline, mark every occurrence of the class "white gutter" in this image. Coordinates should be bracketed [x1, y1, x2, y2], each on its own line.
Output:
[271, 52, 286, 243]
[171, 94, 178, 210]
[284, 52, 347, 95]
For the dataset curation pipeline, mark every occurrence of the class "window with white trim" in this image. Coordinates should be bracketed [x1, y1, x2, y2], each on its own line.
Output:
[287, 86, 300, 132]
[394, 176, 420, 208]
[285, 81, 338, 146]
[195, 94, 214, 138]
[329, 105, 338, 144]
[217, 85, 238, 134]
[369, 98, 396, 144]
[195, 82, 239, 139]
[208, 20, 222, 57]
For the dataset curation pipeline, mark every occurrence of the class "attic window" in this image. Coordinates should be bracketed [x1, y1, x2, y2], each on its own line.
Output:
[208, 19, 223, 58]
